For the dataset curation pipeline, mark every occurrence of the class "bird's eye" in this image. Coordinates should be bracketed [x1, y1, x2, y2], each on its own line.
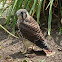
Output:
[21, 12, 23, 15]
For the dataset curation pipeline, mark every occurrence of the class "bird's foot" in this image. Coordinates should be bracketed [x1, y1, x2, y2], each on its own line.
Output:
[23, 48, 35, 58]
[43, 49, 55, 56]
[22, 48, 32, 54]
[28, 46, 33, 51]
[24, 53, 36, 58]
[22, 50, 30, 54]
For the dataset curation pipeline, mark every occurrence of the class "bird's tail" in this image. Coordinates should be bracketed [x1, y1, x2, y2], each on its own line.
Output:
[35, 39, 55, 56]
[35, 39, 50, 50]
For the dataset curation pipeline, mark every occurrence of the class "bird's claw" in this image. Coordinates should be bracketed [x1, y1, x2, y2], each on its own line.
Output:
[22, 49, 30, 54]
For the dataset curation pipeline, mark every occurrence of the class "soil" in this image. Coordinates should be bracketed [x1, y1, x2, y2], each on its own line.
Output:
[0, 24, 62, 62]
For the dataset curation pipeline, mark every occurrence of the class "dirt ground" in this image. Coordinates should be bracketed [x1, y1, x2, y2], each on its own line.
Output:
[0, 25, 62, 62]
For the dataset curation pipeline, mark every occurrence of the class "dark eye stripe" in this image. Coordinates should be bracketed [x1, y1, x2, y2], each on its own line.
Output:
[20, 14, 23, 19]
[20, 12, 23, 19]
[21, 12, 23, 14]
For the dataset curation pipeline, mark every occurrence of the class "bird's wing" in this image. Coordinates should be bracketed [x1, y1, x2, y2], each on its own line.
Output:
[19, 16, 44, 42]
[19, 16, 51, 53]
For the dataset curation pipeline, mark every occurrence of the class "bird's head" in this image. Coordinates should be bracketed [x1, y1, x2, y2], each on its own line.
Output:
[16, 9, 29, 20]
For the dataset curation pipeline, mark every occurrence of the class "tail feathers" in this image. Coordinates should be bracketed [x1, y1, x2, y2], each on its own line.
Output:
[35, 39, 55, 56]
[35, 39, 50, 51]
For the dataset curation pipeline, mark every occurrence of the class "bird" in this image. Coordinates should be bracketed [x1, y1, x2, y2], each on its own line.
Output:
[16, 9, 55, 56]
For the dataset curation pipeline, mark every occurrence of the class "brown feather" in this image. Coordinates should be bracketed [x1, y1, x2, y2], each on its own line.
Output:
[19, 16, 44, 42]
[16, 9, 55, 55]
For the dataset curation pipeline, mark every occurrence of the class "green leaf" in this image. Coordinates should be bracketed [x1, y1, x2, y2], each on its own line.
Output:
[37, 0, 43, 24]
[26, 0, 32, 9]
[45, 1, 51, 10]
[6, 0, 18, 26]
[48, 0, 54, 35]
[29, 0, 37, 15]
[0, 24, 18, 38]
[23, 0, 28, 9]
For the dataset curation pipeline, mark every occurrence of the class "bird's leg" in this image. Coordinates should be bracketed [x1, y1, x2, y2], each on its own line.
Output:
[22, 38, 33, 54]
[28, 44, 34, 51]
[21, 37, 29, 54]
[22, 45, 28, 54]
[17, 32, 32, 54]
[16, 31, 28, 54]
[28, 41, 37, 51]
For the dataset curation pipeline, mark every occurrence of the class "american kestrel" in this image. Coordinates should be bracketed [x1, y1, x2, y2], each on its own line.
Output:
[16, 9, 55, 56]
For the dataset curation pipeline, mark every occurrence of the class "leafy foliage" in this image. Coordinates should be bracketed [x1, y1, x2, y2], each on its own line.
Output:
[0, 0, 62, 36]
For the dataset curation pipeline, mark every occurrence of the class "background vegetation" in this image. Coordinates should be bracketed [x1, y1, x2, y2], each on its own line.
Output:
[0, 0, 62, 62]
[0, 0, 62, 36]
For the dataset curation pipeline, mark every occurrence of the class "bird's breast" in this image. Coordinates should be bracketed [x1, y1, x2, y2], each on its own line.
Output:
[19, 23, 41, 42]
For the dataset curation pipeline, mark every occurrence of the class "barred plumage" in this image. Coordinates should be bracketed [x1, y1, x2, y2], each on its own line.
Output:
[16, 9, 55, 56]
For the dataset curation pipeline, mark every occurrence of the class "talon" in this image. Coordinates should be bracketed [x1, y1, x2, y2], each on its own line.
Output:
[28, 46, 33, 51]
[22, 50, 27, 54]
[22, 49, 31, 54]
